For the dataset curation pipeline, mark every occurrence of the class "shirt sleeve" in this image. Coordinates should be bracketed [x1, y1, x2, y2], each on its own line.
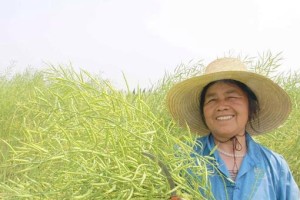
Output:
[278, 157, 300, 200]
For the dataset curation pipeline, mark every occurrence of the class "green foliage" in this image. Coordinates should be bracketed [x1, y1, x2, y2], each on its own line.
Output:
[0, 65, 211, 199]
[0, 69, 46, 139]
[0, 53, 299, 199]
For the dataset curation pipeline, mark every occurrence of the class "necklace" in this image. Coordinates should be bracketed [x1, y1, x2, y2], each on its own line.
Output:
[217, 148, 246, 158]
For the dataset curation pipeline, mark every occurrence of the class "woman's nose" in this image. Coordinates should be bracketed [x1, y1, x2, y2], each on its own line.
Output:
[216, 99, 229, 111]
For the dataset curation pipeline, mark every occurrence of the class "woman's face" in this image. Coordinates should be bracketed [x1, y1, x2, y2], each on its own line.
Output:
[203, 82, 249, 139]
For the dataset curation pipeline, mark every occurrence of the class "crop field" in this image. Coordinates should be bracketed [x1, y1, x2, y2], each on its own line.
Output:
[1, 53, 299, 199]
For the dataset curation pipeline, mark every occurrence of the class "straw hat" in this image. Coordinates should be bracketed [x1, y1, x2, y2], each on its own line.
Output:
[167, 57, 292, 135]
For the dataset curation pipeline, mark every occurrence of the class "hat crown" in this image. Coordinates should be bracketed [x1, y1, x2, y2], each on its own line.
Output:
[205, 57, 247, 74]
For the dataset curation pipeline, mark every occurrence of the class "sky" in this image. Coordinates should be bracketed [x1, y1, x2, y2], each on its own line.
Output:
[1, 0, 300, 90]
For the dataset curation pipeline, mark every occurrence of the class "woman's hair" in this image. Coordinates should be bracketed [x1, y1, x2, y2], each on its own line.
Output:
[199, 79, 260, 133]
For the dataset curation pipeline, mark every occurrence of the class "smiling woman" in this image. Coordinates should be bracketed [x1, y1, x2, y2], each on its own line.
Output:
[201, 81, 250, 139]
[167, 57, 300, 199]
[201, 81, 251, 181]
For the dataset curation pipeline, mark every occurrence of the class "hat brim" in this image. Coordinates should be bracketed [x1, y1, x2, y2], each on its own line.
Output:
[167, 71, 292, 135]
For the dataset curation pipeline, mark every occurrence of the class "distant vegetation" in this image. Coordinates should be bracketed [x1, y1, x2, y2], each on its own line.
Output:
[0, 52, 299, 199]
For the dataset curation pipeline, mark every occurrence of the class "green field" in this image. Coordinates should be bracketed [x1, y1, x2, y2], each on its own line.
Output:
[1, 53, 299, 199]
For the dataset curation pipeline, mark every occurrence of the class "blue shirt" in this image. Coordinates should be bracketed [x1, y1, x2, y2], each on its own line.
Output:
[192, 133, 300, 200]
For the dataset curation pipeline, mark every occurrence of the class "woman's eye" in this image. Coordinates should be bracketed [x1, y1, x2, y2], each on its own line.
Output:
[228, 96, 241, 100]
[206, 99, 216, 104]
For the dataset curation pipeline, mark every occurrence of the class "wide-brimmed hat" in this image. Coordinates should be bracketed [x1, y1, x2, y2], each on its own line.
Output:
[167, 57, 292, 135]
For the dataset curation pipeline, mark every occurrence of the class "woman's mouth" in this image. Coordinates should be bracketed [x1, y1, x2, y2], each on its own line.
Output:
[216, 115, 234, 121]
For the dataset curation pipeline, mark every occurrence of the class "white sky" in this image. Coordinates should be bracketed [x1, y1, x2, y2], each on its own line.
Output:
[1, 0, 300, 89]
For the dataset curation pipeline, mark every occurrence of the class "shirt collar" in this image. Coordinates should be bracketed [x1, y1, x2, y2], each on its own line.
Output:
[204, 133, 263, 180]
[205, 133, 262, 166]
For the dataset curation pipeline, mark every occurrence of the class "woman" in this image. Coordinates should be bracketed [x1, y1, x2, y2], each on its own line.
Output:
[167, 58, 299, 199]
